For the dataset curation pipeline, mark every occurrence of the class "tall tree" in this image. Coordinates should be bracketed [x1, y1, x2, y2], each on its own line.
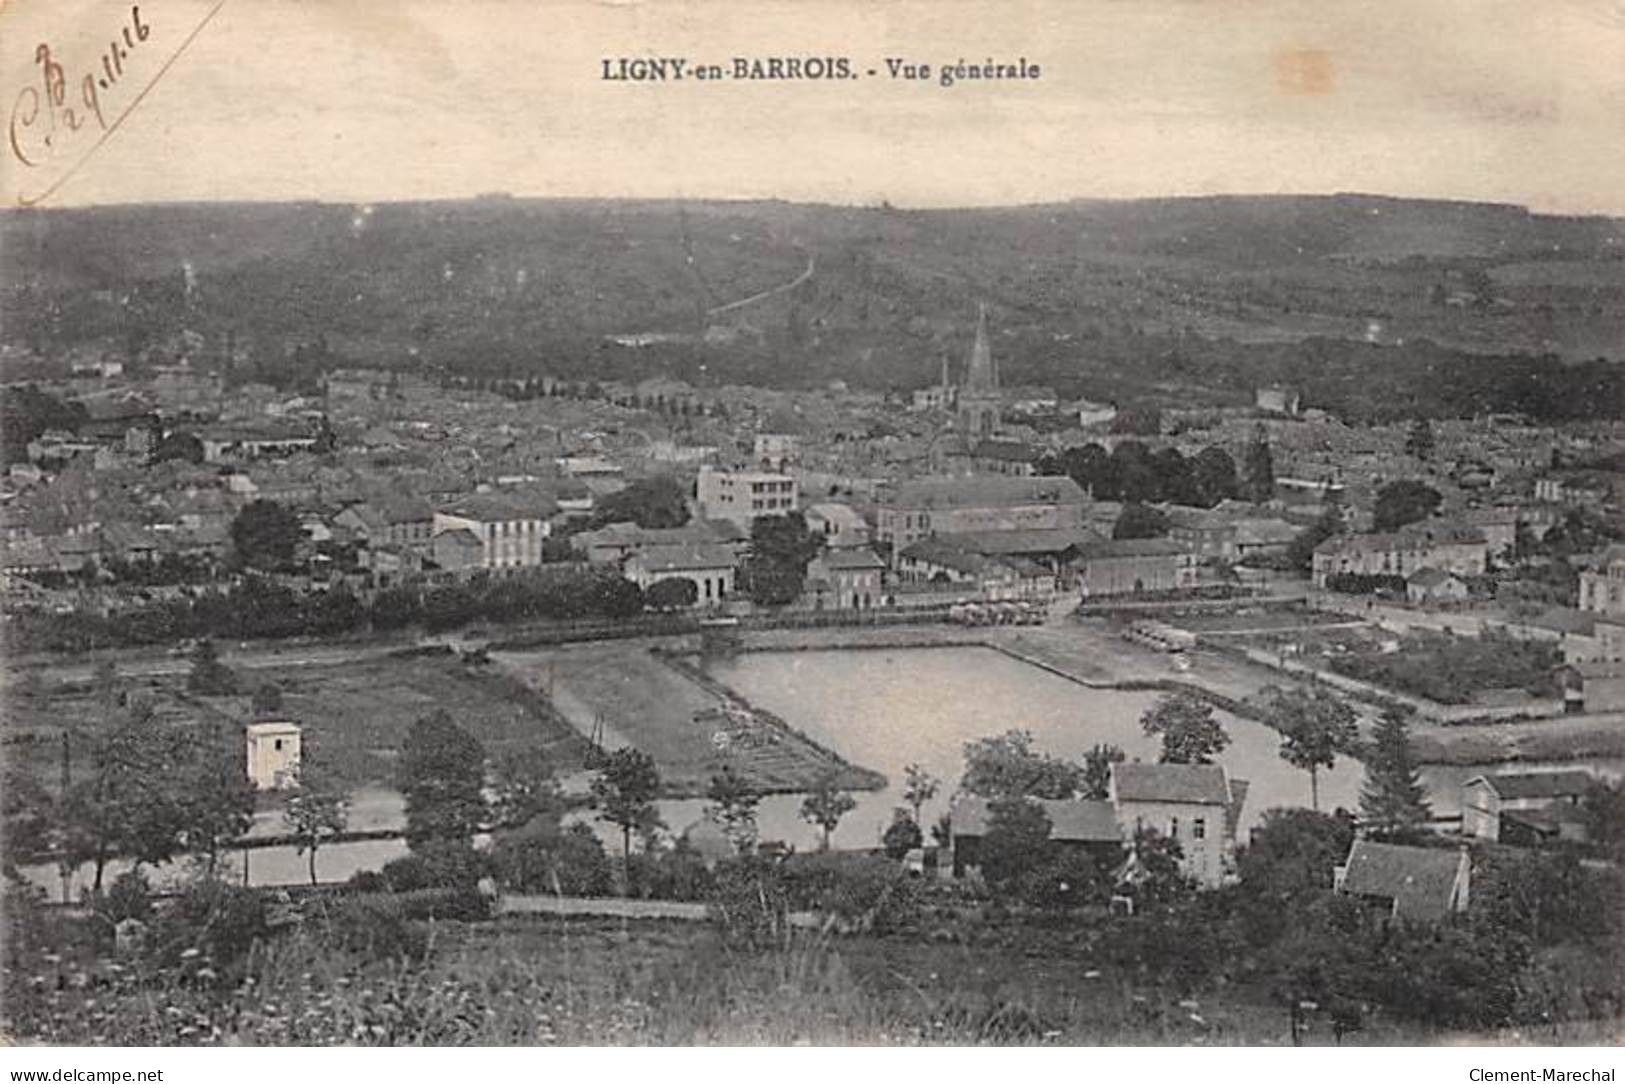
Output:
[978, 797, 1053, 894]
[400, 709, 488, 847]
[177, 722, 257, 875]
[1081, 743, 1125, 800]
[881, 807, 924, 860]
[901, 763, 940, 827]
[1109, 441, 1160, 503]
[1373, 480, 1442, 533]
[1151, 447, 1199, 506]
[229, 499, 305, 571]
[1112, 501, 1171, 540]
[1058, 442, 1112, 499]
[283, 761, 350, 886]
[186, 639, 239, 696]
[1260, 686, 1359, 811]
[60, 707, 190, 893]
[592, 475, 691, 529]
[1358, 707, 1431, 840]
[742, 511, 824, 606]
[489, 747, 562, 830]
[1140, 693, 1231, 765]
[1242, 427, 1276, 503]
[1286, 503, 1346, 573]
[706, 764, 761, 854]
[961, 729, 1082, 800]
[1191, 446, 1240, 507]
[799, 772, 857, 850]
[591, 747, 663, 878]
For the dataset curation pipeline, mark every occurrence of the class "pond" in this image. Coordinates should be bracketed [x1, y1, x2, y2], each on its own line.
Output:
[703, 646, 1366, 850]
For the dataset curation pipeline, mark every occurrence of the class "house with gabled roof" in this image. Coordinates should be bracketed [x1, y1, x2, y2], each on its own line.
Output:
[948, 762, 1247, 890]
[1110, 762, 1246, 888]
[1406, 566, 1470, 605]
[806, 548, 886, 610]
[949, 796, 1124, 878]
[1461, 770, 1595, 844]
[1335, 840, 1470, 923]
[432, 490, 555, 570]
[623, 543, 738, 607]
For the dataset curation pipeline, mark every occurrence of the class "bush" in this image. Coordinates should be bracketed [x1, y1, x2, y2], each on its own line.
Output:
[99, 869, 155, 924]
[324, 895, 430, 961]
[1016, 850, 1113, 911]
[625, 839, 714, 901]
[707, 853, 796, 949]
[382, 840, 489, 893]
[147, 877, 270, 972]
[489, 821, 612, 897]
[780, 852, 922, 933]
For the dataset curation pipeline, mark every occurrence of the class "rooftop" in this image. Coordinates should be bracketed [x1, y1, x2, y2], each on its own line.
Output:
[1112, 762, 1230, 806]
[888, 475, 1087, 512]
[1465, 770, 1594, 800]
[939, 527, 1104, 556]
[630, 543, 739, 573]
[1075, 537, 1189, 560]
[815, 549, 886, 571]
[951, 797, 1123, 843]
[438, 491, 558, 522]
[1338, 840, 1467, 923]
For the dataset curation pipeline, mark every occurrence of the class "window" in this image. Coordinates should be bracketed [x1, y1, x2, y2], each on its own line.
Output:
[1170, 817, 1179, 837]
[274, 739, 284, 751]
[1193, 818, 1206, 840]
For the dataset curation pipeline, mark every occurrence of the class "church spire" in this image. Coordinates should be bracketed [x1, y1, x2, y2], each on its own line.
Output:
[965, 302, 996, 393]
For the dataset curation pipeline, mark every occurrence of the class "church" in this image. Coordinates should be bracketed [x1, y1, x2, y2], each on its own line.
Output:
[928, 304, 1016, 473]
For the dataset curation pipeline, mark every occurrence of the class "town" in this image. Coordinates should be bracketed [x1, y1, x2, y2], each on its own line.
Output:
[1, 195, 1622, 1047]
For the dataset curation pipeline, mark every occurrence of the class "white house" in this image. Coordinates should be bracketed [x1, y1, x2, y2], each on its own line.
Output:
[805, 502, 872, 550]
[432, 491, 556, 570]
[696, 466, 798, 529]
[245, 720, 302, 791]
[806, 549, 885, 610]
[624, 543, 738, 606]
[1109, 762, 1246, 889]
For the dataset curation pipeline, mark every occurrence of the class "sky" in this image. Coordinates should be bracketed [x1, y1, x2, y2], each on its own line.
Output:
[3, 0, 1625, 213]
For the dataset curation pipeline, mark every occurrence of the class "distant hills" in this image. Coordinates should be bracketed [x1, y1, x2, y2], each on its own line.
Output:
[2, 194, 1621, 420]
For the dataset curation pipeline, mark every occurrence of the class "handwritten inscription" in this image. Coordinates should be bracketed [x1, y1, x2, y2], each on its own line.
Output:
[9, 6, 151, 169]
[7, 1, 228, 207]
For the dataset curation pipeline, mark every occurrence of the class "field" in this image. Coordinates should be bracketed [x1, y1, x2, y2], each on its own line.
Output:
[9, 910, 1617, 1047]
[252, 653, 595, 786]
[494, 643, 885, 797]
[0, 652, 596, 796]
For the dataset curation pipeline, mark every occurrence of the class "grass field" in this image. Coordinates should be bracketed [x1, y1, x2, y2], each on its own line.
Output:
[0, 654, 595, 796]
[255, 654, 595, 786]
[11, 911, 1614, 1046]
[496, 643, 885, 797]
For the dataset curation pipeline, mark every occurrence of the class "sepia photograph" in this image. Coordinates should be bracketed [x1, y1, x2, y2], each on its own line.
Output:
[1, 0, 1623, 1060]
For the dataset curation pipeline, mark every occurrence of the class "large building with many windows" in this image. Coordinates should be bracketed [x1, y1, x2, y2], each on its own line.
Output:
[431, 491, 555, 570]
[1311, 524, 1488, 588]
[876, 475, 1088, 552]
[696, 466, 799, 529]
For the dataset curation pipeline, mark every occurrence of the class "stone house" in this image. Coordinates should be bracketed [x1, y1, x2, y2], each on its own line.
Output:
[1110, 763, 1246, 889]
[1460, 770, 1594, 844]
[806, 549, 885, 609]
[623, 543, 738, 607]
[1335, 840, 1470, 923]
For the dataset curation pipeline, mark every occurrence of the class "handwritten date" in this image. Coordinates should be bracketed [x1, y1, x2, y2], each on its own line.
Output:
[9, 5, 151, 169]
